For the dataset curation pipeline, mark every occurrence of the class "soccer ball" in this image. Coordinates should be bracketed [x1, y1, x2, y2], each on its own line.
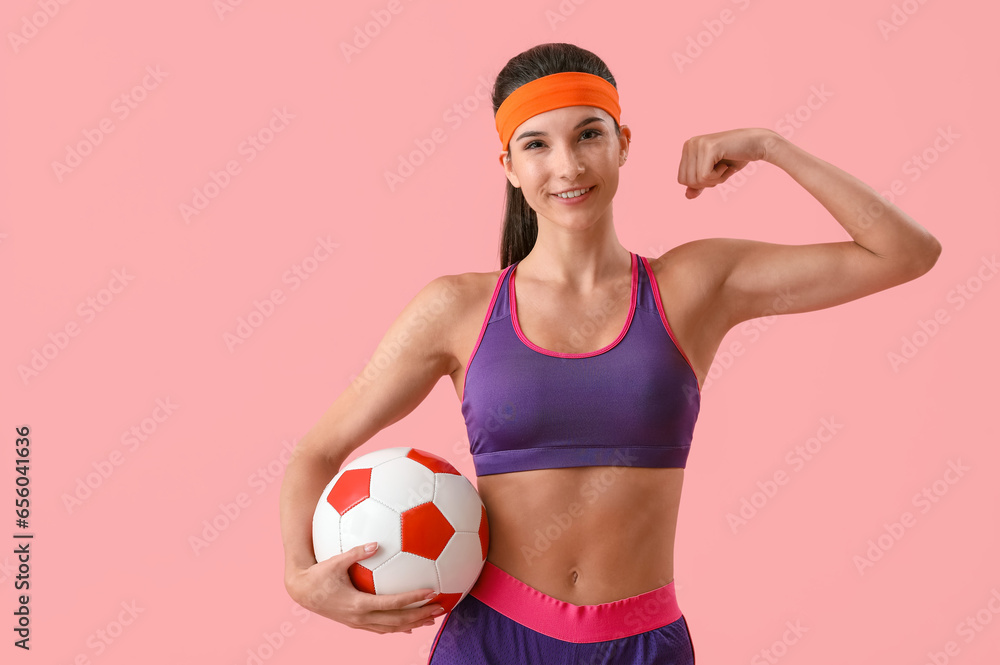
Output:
[312, 447, 489, 612]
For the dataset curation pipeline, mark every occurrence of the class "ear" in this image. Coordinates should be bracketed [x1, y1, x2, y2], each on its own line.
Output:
[619, 125, 632, 166]
[499, 150, 521, 189]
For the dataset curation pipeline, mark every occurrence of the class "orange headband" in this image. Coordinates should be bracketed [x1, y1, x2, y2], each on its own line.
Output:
[495, 71, 621, 151]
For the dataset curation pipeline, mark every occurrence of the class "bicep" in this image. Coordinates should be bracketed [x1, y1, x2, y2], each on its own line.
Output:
[715, 237, 924, 328]
[300, 275, 462, 463]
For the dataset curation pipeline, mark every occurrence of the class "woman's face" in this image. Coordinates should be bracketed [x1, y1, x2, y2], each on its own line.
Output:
[500, 105, 630, 229]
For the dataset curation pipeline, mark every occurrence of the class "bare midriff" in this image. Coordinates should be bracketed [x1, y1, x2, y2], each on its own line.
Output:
[474, 465, 684, 605]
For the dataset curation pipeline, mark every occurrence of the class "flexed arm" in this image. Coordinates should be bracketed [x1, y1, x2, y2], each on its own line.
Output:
[673, 128, 942, 326]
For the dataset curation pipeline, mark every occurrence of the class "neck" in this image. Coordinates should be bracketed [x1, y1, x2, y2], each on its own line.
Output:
[517, 209, 630, 292]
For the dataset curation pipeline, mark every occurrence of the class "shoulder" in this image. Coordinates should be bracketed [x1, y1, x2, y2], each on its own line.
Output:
[410, 268, 503, 375]
[419, 268, 504, 311]
[646, 238, 744, 297]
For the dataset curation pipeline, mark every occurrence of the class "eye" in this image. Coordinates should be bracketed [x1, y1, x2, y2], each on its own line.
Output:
[524, 129, 602, 151]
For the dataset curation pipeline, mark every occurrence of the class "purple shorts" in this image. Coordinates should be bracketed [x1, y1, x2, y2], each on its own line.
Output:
[427, 561, 695, 664]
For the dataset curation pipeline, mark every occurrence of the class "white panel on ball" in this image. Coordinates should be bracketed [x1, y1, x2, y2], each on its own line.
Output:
[374, 551, 439, 595]
[312, 499, 343, 562]
[341, 446, 410, 471]
[339, 499, 402, 569]
[369, 457, 436, 512]
[436, 533, 486, 593]
[434, 473, 484, 532]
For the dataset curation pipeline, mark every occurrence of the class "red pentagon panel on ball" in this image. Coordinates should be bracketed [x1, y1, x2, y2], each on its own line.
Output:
[327, 468, 372, 515]
[478, 506, 490, 559]
[348, 563, 376, 595]
[400, 502, 455, 559]
[405, 448, 460, 476]
[433, 593, 464, 613]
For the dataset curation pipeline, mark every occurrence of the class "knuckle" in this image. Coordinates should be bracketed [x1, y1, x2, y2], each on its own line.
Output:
[348, 597, 365, 616]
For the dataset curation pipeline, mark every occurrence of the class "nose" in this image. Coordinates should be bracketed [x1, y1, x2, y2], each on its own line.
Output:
[553, 142, 585, 179]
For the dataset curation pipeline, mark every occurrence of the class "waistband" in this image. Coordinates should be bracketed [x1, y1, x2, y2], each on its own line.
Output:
[468, 561, 682, 643]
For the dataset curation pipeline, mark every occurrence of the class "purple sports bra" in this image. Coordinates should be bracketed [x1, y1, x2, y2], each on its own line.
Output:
[460, 251, 701, 476]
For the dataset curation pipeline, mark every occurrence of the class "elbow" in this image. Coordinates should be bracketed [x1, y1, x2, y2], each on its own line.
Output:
[916, 236, 943, 275]
[901, 235, 942, 280]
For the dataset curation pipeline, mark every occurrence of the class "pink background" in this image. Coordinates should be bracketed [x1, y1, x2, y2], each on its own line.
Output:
[3, 0, 998, 663]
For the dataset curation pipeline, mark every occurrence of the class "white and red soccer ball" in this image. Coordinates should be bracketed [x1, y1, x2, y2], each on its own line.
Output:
[312, 447, 489, 612]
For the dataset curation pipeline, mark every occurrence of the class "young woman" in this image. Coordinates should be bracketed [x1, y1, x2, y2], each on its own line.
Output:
[280, 42, 941, 664]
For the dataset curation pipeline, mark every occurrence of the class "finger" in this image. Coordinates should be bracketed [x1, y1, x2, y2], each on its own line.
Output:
[711, 161, 730, 181]
[364, 601, 445, 627]
[369, 586, 439, 612]
[679, 139, 697, 190]
[677, 144, 690, 189]
[361, 618, 434, 634]
[715, 160, 749, 185]
[353, 588, 444, 625]
[700, 147, 730, 186]
[334, 542, 383, 569]
[686, 141, 701, 190]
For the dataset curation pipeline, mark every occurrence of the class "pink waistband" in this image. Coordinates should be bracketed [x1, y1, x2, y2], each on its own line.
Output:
[468, 561, 682, 643]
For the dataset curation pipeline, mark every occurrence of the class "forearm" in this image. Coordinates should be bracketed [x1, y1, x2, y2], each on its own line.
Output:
[763, 133, 942, 272]
[279, 439, 345, 583]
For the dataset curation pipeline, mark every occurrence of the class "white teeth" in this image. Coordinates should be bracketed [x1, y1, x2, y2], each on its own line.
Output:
[556, 187, 591, 199]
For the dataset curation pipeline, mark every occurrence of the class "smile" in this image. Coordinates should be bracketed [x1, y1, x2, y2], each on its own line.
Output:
[552, 186, 593, 200]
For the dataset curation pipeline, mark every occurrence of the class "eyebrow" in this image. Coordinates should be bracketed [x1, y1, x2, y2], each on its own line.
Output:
[515, 116, 606, 143]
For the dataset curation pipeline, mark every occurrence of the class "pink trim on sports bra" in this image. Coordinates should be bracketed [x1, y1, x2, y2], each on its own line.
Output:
[509, 251, 638, 358]
[640, 255, 701, 395]
[459, 265, 514, 403]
